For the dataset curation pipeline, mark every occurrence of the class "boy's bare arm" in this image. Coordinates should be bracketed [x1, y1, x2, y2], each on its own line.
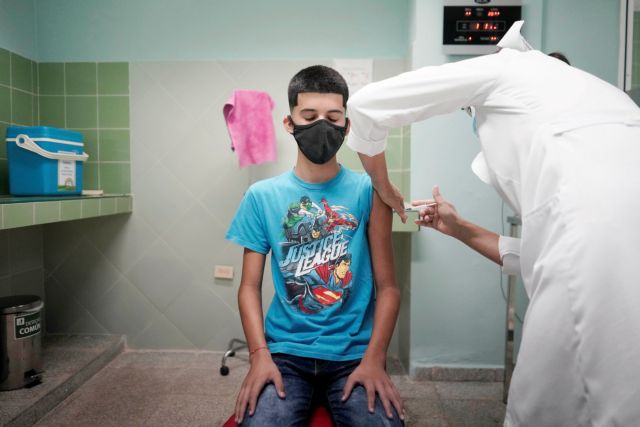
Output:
[357, 151, 407, 223]
[364, 191, 401, 364]
[235, 248, 285, 424]
[342, 190, 404, 421]
[238, 248, 268, 351]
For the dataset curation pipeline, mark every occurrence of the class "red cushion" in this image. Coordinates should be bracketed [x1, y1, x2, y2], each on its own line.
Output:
[309, 405, 332, 426]
[223, 405, 332, 427]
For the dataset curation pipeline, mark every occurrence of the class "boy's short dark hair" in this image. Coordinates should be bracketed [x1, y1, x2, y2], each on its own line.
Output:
[548, 52, 570, 65]
[288, 65, 349, 110]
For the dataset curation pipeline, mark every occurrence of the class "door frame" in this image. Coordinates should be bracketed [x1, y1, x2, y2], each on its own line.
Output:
[619, 0, 636, 90]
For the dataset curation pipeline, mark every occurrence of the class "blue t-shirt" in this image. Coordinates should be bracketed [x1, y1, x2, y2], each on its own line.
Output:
[226, 166, 374, 361]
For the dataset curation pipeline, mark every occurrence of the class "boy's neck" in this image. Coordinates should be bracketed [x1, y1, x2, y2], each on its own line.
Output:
[294, 152, 341, 183]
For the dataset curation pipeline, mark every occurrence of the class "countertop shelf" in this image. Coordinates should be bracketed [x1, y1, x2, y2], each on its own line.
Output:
[393, 211, 420, 232]
[0, 194, 133, 230]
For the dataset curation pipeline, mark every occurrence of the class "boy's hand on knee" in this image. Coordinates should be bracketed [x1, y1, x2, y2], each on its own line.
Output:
[234, 352, 285, 424]
[341, 361, 405, 421]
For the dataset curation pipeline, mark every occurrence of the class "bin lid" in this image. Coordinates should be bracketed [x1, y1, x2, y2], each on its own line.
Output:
[5, 126, 83, 143]
[0, 295, 42, 314]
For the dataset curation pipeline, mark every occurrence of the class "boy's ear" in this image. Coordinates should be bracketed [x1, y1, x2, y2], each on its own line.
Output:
[345, 116, 351, 136]
[283, 115, 294, 134]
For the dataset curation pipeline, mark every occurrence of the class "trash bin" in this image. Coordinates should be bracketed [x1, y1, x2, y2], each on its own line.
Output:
[0, 295, 44, 391]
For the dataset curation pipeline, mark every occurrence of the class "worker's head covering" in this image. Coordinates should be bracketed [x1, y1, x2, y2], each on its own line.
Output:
[497, 21, 533, 52]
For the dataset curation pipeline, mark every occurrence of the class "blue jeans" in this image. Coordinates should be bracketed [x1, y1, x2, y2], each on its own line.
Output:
[240, 353, 404, 427]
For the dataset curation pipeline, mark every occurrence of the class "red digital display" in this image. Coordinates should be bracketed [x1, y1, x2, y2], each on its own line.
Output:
[456, 21, 505, 32]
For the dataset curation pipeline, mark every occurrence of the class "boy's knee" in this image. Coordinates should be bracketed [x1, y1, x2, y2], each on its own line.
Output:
[240, 385, 287, 426]
[338, 386, 404, 426]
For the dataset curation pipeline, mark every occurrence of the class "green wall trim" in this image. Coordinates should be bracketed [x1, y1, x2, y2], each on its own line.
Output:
[0, 195, 132, 230]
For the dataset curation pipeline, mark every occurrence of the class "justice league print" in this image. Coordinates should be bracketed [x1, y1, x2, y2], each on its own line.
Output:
[279, 196, 358, 314]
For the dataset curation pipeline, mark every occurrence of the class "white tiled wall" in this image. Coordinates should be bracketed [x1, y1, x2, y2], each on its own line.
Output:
[43, 58, 408, 352]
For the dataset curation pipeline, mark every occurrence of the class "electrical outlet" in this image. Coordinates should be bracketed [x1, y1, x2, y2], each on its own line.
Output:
[214, 265, 234, 280]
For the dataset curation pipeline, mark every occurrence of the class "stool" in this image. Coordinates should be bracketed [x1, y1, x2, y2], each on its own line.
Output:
[223, 405, 332, 427]
[220, 338, 247, 376]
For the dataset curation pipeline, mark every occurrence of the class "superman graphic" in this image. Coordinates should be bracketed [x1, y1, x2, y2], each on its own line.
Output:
[284, 254, 353, 314]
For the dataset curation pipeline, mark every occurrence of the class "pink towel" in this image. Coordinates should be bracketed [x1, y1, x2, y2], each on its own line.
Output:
[223, 90, 277, 167]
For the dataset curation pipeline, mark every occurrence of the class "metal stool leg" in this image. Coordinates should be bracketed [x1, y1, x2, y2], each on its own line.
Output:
[503, 215, 521, 404]
[220, 338, 247, 376]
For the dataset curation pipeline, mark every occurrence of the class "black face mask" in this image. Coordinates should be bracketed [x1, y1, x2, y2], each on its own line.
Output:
[289, 116, 349, 165]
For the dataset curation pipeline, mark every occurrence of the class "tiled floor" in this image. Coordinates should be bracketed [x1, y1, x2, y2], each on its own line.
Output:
[33, 351, 506, 427]
[0, 335, 124, 427]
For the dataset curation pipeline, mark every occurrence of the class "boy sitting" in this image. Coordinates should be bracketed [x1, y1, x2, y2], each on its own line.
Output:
[226, 65, 404, 426]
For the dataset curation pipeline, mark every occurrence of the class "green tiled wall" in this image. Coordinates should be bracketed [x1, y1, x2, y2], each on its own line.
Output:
[633, 12, 640, 89]
[0, 48, 38, 194]
[339, 125, 417, 231]
[0, 48, 130, 195]
[0, 227, 45, 301]
[38, 61, 131, 194]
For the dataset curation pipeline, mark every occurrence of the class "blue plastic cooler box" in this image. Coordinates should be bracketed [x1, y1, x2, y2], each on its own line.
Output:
[5, 127, 89, 196]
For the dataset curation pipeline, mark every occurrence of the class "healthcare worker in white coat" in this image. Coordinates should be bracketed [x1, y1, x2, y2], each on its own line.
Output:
[347, 21, 640, 427]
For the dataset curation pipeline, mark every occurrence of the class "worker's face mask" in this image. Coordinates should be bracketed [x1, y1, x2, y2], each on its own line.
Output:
[464, 106, 479, 137]
[289, 116, 349, 164]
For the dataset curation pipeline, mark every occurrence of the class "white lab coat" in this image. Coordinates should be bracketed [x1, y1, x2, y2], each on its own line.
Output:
[347, 21, 640, 427]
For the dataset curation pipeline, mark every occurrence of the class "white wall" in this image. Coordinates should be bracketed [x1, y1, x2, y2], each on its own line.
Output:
[542, 0, 620, 85]
[0, 0, 37, 60]
[34, 0, 409, 62]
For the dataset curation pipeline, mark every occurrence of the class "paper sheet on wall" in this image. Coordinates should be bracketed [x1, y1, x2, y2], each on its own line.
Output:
[332, 59, 373, 94]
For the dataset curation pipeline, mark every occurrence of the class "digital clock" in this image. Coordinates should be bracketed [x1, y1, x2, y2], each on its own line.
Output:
[443, 0, 522, 55]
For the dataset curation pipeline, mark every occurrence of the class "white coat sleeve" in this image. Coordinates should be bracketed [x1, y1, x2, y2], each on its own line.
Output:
[346, 54, 505, 156]
[499, 235, 521, 275]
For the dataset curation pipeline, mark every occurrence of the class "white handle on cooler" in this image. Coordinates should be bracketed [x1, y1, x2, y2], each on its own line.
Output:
[13, 134, 89, 162]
